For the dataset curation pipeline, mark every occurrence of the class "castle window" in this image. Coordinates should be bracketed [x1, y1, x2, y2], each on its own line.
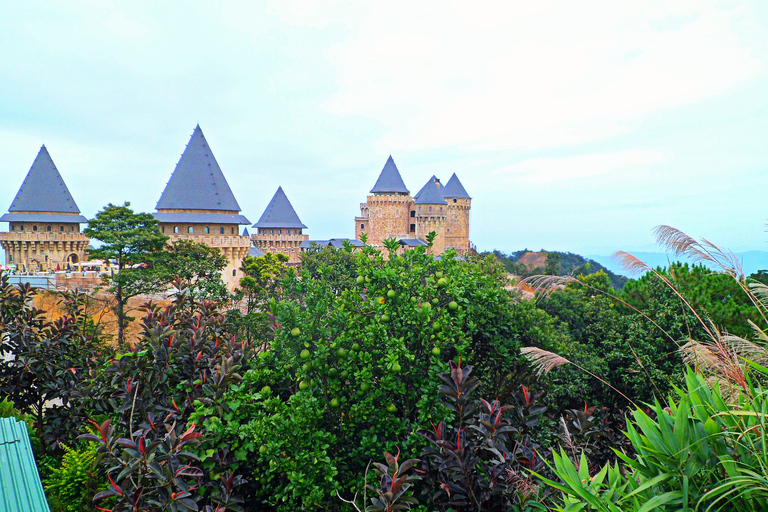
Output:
[59, 226, 64, 231]
[162, 226, 165, 233]
[174, 226, 179, 234]
[187, 226, 194, 234]
[205, 226, 210, 234]
[19, 225, 24, 231]
[270, 229, 274, 234]
[10, 225, 14, 231]
[410, 211, 415, 218]
[33, 225, 38, 232]
[361, 224, 365, 230]
[231, 227, 235, 234]
[70, 226, 75, 231]
[220, 227, 225, 234]
[428, 207, 433, 213]
[46, 225, 51, 232]
[8, 254, 12, 262]
[453, 199, 457, 203]
[278, 229, 282, 234]
[410, 223, 415, 233]
[232, 269, 236, 277]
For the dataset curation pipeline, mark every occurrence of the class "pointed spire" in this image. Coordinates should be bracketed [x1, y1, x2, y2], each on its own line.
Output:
[242, 227, 250, 237]
[370, 156, 409, 194]
[414, 175, 440, 200]
[7, 145, 82, 214]
[156, 125, 242, 212]
[414, 176, 447, 205]
[442, 173, 471, 199]
[253, 187, 307, 229]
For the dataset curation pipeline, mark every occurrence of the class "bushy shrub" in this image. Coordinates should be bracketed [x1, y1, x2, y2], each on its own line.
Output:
[44, 441, 103, 512]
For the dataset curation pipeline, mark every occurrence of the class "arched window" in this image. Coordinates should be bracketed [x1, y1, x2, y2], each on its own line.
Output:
[361, 224, 365, 230]
[162, 226, 165, 233]
[187, 226, 194, 234]
[270, 229, 274, 234]
[231, 227, 235, 234]
[453, 199, 457, 203]
[33, 225, 38, 232]
[220, 227, 225, 234]
[173, 226, 179, 234]
[19, 225, 24, 231]
[278, 229, 282, 235]
[410, 224, 415, 233]
[410, 210, 415, 218]
[232, 269, 236, 277]
[70, 226, 75, 231]
[59, 226, 64, 231]
[205, 226, 210, 234]
[46, 225, 51, 232]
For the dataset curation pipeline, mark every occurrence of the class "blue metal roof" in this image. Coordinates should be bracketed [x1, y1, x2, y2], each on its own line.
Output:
[0, 213, 88, 223]
[414, 176, 447, 205]
[7, 145, 82, 215]
[0, 418, 50, 512]
[156, 125, 243, 212]
[442, 173, 471, 199]
[398, 238, 428, 247]
[253, 187, 307, 229]
[152, 212, 250, 225]
[248, 246, 266, 257]
[370, 156, 409, 194]
[413, 175, 439, 199]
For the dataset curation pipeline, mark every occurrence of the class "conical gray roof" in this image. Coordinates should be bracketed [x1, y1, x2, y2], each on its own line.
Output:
[253, 187, 307, 229]
[242, 227, 250, 236]
[414, 176, 447, 205]
[1, 145, 87, 223]
[414, 175, 439, 199]
[370, 156, 409, 194]
[442, 173, 471, 199]
[156, 125, 242, 212]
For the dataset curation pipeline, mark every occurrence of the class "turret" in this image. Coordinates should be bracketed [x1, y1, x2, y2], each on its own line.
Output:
[251, 187, 308, 264]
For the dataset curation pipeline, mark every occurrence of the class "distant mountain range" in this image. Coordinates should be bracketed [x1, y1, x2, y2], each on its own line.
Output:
[492, 250, 629, 289]
[587, 251, 768, 278]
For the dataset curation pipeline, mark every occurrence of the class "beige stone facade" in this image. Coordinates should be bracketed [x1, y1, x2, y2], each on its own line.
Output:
[251, 228, 308, 265]
[1, 221, 89, 271]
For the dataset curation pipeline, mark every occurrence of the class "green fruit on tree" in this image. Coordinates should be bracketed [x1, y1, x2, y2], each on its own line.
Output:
[356, 276, 365, 284]
[351, 343, 361, 352]
[410, 296, 418, 303]
[328, 368, 339, 378]
[377, 296, 386, 304]
[381, 314, 390, 322]
[387, 289, 396, 298]
[340, 370, 349, 378]
[330, 398, 340, 408]
[259, 445, 268, 454]
[261, 385, 272, 395]
[435, 271, 444, 279]
[361, 382, 371, 392]
[299, 380, 310, 390]
[432, 298, 439, 305]
[422, 302, 432, 309]
[449, 301, 458, 310]
[432, 346, 441, 356]
[365, 277, 371, 283]
[302, 363, 310, 371]
[392, 362, 402, 373]
[387, 403, 397, 413]
[335, 347, 347, 358]
[437, 277, 448, 288]
[291, 327, 301, 337]
[300, 349, 310, 360]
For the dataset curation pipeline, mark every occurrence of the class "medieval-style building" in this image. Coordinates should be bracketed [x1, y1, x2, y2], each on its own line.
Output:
[153, 125, 252, 289]
[250, 187, 308, 265]
[0, 146, 89, 271]
[355, 156, 471, 254]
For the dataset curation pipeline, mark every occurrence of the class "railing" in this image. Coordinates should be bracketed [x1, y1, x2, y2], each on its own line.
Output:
[166, 234, 252, 247]
[251, 233, 307, 243]
[0, 232, 89, 242]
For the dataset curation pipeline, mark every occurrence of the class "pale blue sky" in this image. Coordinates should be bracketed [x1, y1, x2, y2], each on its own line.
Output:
[0, 1, 766, 256]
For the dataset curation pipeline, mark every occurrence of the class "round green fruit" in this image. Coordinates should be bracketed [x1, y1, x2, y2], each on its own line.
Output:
[340, 370, 349, 378]
[291, 327, 301, 337]
[387, 403, 397, 413]
[448, 301, 458, 310]
[422, 302, 432, 309]
[392, 362, 402, 373]
[410, 296, 418, 303]
[302, 363, 310, 371]
[381, 314, 390, 322]
[377, 296, 386, 304]
[328, 368, 339, 378]
[432, 298, 439, 305]
[300, 349, 310, 360]
[432, 346, 441, 356]
[261, 385, 272, 395]
[435, 271, 444, 279]
[330, 398, 340, 408]
[259, 445, 268, 454]
[387, 289, 396, 298]
[361, 382, 371, 392]
[351, 343, 361, 352]
[437, 278, 448, 288]
[298, 380, 310, 390]
[335, 348, 347, 358]
[356, 276, 365, 284]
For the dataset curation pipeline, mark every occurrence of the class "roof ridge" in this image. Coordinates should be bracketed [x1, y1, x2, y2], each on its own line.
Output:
[370, 155, 410, 194]
[7, 145, 82, 214]
[253, 186, 308, 229]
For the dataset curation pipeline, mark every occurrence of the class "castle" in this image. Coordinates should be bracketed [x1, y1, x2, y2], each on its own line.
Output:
[1, 126, 472, 290]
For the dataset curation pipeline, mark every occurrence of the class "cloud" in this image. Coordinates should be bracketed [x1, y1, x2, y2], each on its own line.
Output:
[493, 148, 669, 184]
[293, 1, 765, 152]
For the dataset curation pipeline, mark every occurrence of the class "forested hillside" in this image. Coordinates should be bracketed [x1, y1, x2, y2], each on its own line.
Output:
[492, 249, 630, 288]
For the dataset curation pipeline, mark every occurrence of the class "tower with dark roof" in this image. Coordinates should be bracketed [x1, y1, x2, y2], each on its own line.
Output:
[355, 156, 414, 246]
[153, 126, 252, 289]
[0, 146, 90, 271]
[251, 187, 309, 264]
[355, 159, 472, 255]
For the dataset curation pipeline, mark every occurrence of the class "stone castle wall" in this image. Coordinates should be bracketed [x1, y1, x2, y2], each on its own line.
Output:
[356, 194, 413, 247]
[1, 231, 89, 270]
[251, 232, 309, 265]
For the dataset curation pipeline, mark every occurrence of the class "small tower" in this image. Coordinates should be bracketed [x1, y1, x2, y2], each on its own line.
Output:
[153, 125, 251, 290]
[441, 173, 471, 254]
[251, 187, 308, 265]
[356, 156, 413, 246]
[414, 176, 448, 254]
[0, 146, 89, 271]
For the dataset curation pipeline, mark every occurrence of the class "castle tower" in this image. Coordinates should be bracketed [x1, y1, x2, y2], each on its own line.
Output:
[441, 173, 471, 254]
[0, 146, 89, 271]
[153, 125, 251, 290]
[414, 176, 448, 254]
[356, 156, 413, 246]
[251, 187, 308, 265]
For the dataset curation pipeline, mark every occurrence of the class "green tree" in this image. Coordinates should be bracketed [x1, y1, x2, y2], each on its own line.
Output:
[155, 239, 229, 303]
[84, 202, 168, 345]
